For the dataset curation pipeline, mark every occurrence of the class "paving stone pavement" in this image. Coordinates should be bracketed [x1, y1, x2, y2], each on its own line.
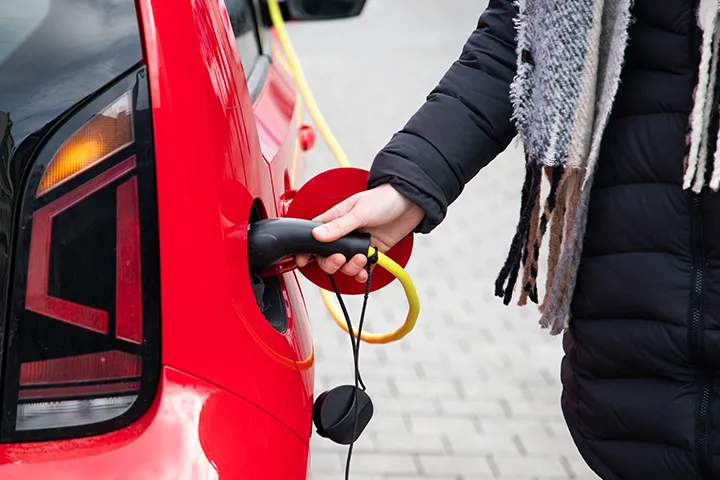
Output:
[285, 1, 600, 478]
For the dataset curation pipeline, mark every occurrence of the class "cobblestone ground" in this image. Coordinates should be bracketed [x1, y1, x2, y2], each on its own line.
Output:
[287, 1, 600, 478]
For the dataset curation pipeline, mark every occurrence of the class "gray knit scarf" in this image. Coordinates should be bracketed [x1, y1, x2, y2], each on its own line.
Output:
[496, 0, 720, 334]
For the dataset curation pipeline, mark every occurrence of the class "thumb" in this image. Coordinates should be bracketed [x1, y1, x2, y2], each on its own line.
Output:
[313, 211, 363, 242]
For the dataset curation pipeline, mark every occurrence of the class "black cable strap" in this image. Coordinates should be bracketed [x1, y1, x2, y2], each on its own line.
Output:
[328, 257, 373, 480]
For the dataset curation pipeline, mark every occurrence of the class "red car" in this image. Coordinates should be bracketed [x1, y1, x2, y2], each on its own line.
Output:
[0, 0, 365, 477]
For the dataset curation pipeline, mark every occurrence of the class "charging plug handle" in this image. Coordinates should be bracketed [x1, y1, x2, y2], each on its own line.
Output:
[247, 218, 370, 274]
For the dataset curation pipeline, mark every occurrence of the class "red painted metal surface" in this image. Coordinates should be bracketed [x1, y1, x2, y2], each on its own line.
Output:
[0, 367, 309, 479]
[138, 0, 314, 446]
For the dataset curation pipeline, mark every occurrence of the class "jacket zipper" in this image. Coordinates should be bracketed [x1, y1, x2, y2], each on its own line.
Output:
[690, 3, 711, 473]
[691, 191, 709, 473]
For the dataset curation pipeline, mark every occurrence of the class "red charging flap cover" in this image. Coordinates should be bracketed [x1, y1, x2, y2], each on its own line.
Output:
[285, 167, 413, 295]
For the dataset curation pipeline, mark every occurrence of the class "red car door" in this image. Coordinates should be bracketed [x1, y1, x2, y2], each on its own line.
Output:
[223, 0, 316, 425]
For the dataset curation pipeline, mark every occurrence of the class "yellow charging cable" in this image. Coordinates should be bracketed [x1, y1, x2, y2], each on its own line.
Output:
[268, 0, 420, 344]
[364, 247, 420, 343]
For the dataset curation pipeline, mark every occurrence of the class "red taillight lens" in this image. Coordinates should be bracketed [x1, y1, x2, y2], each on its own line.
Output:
[2, 68, 160, 441]
[26, 157, 138, 336]
[20, 350, 142, 386]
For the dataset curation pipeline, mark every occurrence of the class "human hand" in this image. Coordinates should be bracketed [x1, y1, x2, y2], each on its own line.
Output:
[295, 183, 424, 282]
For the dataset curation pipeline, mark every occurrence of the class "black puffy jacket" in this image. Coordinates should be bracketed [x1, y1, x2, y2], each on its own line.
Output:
[367, 1, 720, 478]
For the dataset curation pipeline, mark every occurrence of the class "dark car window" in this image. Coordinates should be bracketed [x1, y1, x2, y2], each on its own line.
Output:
[225, 0, 262, 78]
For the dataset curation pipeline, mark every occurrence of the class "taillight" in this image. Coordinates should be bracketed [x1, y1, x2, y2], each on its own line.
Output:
[1, 67, 160, 441]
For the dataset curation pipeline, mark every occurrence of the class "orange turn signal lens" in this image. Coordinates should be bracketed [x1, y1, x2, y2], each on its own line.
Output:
[37, 93, 134, 197]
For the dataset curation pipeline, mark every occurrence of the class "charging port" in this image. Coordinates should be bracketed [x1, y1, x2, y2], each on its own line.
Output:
[248, 201, 289, 334]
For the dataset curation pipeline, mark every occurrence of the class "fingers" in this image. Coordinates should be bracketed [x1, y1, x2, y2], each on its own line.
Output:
[295, 195, 361, 271]
[317, 253, 346, 275]
[313, 212, 364, 243]
[297, 250, 366, 278]
[340, 253, 367, 277]
[298, 251, 372, 284]
[318, 253, 372, 283]
[295, 253, 310, 268]
[312, 196, 364, 243]
[314, 253, 371, 283]
[355, 268, 368, 283]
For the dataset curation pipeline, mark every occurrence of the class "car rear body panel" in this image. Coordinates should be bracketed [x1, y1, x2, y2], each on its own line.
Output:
[0, 367, 309, 479]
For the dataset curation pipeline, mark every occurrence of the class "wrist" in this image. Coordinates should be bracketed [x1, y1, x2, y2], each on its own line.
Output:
[370, 178, 437, 233]
[384, 184, 425, 225]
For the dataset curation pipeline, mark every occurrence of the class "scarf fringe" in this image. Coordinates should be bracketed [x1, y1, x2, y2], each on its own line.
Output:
[517, 173, 543, 306]
[495, 163, 542, 305]
[517, 166, 564, 307]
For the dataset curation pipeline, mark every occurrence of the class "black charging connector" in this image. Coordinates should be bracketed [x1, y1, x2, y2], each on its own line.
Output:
[247, 218, 370, 274]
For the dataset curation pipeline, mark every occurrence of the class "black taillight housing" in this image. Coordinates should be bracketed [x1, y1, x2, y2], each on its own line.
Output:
[0, 67, 161, 442]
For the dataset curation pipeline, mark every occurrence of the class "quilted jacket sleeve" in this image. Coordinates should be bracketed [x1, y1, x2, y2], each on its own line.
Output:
[367, 0, 519, 233]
